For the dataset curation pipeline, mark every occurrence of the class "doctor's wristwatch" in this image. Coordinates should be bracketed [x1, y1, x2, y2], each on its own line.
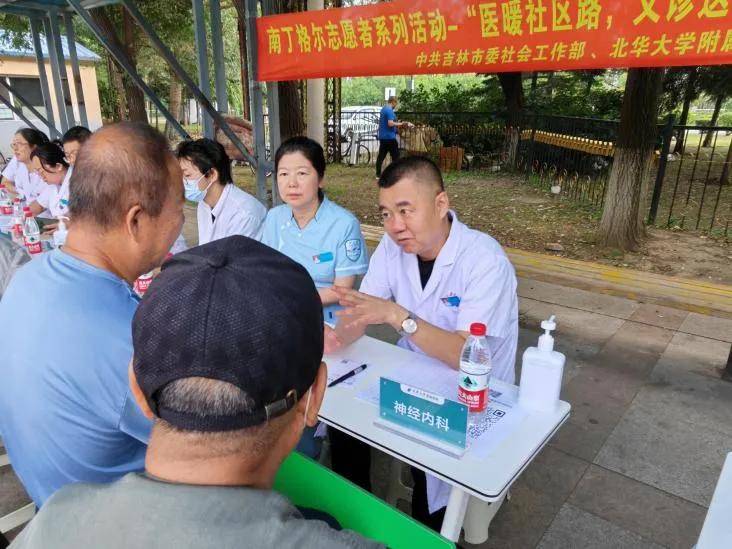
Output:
[398, 311, 419, 337]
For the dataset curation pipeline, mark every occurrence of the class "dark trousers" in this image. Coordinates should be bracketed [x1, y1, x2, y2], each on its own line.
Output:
[329, 430, 446, 532]
[376, 139, 399, 177]
[329, 428, 372, 492]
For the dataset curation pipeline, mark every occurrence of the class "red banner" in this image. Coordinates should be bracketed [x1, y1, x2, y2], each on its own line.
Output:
[256, 0, 732, 81]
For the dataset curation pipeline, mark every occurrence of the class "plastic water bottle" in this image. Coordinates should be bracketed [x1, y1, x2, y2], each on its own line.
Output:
[11, 199, 23, 241]
[23, 211, 42, 255]
[53, 216, 69, 248]
[458, 322, 492, 429]
[0, 184, 12, 215]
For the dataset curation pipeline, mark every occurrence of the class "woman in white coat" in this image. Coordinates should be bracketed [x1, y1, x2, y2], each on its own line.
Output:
[176, 138, 266, 245]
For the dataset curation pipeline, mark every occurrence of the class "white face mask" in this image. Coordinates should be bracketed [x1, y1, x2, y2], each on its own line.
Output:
[183, 174, 213, 202]
[303, 388, 313, 430]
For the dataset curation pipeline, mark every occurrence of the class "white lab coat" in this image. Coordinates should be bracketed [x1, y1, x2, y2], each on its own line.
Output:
[35, 168, 72, 219]
[2, 158, 45, 205]
[360, 212, 519, 513]
[197, 183, 266, 245]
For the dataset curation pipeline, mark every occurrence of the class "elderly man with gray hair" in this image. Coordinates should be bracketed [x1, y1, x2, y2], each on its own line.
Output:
[10, 236, 382, 549]
[0, 122, 185, 508]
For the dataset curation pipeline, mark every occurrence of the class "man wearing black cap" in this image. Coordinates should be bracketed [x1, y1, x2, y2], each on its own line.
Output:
[10, 236, 381, 549]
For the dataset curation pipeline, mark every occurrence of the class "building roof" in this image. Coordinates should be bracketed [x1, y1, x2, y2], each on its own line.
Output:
[0, 30, 101, 62]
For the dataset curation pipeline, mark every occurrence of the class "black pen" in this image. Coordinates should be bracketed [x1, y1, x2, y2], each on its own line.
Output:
[328, 364, 368, 387]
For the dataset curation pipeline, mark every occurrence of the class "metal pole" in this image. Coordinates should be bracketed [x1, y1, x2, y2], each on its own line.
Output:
[192, 0, 214, 138]
[209, 0, 228, 114]
[29, 16, 57, 135]
[648, 115, 674, 225]
[63, 11, 88, 127]
[261, 0, 280, 205]
[0, 94, 43, 133]
[0, 79, 60, 139]
[245, 0, 269, 205]
[66, 0, 190, 140]
[43, 15, 70, 131]
[116, 0, 256, 167]
[48, 13, 76, 127]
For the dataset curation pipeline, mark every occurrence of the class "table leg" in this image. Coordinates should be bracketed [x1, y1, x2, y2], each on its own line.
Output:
[440, 486, 470, 542]
[463, 490, 508, 545]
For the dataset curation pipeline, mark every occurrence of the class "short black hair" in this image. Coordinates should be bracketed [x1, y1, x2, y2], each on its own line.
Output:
[274, 136, 326, 201]
[62, 126, 92, 145]
[378, 155, 444, 192]
[176, 138, 233, 186]
[16, 128, 49, 148]
[30, 142, 69, 170]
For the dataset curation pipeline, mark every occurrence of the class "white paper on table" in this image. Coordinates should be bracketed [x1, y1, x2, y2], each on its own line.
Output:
[356, 354, 528, 457]
[325, 358, 367, 388]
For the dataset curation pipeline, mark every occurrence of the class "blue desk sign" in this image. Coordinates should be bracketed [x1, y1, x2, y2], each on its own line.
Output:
[375, 377, 468, 458]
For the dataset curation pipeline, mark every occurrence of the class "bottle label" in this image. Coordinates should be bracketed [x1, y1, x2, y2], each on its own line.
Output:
[458, 371, 489, 412]
[1, 205, 12, 215]
[25, 234, 42, 254]
[134, 276, 153, 296]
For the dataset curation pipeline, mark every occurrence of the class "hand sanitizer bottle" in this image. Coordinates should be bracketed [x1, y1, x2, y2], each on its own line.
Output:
[518, 315, 565, 412]
[53, 216, 69, 248]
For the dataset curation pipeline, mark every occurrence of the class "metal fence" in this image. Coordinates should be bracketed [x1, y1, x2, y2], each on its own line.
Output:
[516, 114, 732, 237]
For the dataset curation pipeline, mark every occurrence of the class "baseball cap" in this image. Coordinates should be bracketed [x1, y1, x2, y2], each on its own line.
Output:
[132, 235, 324, 431]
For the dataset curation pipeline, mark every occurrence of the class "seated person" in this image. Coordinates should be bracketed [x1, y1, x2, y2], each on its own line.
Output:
[27, 142, 70, 219]
[0, 123, 183, 508]
[262, 136, 368, 326]
[2, 129, 48, 207]
[10, 236, 382, 549]
[57, 126, 92, 216]
[176, 138, 266, 244]
[328, 156, 519, 530]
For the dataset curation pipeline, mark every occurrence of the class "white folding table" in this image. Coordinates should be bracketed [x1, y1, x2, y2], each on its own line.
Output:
[320, 335, 571, 542]
[697, 452, 732, 548]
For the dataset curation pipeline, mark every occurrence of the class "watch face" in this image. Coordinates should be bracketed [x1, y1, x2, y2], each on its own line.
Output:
[402, 318, 418, 334]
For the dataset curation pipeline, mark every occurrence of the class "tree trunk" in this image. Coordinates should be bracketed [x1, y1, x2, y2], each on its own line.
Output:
[107, 54, 126, 121]
[719, 139, 732, 187]
[121, 8, 147, 123]
[599, 68, 664, 250]
[165, 77, 183, 140]
[498, 72, 524, 168]
[702, 93, 725, 148]
[278, 81, 305, 140]
[673, 68, 698, 154]
[232, 0, 251, 120]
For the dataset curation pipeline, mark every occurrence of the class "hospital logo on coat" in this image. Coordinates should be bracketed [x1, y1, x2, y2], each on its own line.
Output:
[441, 293, 461, 308]
[345, 239, 361, 261]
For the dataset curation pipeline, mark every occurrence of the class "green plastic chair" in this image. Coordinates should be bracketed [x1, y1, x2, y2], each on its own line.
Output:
[274, 452, 454, 549]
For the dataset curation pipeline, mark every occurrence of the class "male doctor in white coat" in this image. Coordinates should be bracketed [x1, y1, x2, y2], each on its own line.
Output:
[328, 155, 519, 531]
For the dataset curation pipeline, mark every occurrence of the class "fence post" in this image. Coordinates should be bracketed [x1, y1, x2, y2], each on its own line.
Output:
[648, 115, 674, 225]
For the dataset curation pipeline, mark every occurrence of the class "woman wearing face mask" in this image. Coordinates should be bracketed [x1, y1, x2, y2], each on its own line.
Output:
[176, 138, 266, 245]
[2, 128, 49, 204]
[28, 141, 70, 220]
[262, 136, 369, 325]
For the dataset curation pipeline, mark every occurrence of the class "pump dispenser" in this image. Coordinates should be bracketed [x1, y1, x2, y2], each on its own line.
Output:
[518, 315, 566, 412]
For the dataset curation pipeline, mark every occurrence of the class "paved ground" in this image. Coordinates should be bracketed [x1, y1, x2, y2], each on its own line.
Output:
[2, 276, 732, 547]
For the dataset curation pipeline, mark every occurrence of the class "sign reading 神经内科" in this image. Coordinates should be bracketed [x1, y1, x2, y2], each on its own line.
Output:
[256, 0, 732, 81]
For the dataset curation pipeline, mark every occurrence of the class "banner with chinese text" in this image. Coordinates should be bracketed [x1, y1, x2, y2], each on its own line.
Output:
[256, 0, 732, 81]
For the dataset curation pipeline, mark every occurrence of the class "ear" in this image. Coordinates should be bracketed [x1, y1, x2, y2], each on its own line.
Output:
[207, 167, 220, 185]
[124, 204, 144, 241]
[299, 362, 328, 428]
[435, 190, 450, 219]
[128, 360, 154, 420]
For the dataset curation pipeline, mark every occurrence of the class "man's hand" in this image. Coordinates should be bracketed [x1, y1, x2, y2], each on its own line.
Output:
[333, 286, 408, 331]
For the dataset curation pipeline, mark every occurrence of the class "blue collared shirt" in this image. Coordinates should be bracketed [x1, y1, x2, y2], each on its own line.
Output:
[378, 105, 398, 140]
[261, 196, 368, 323]
[0, 250, 151, 507]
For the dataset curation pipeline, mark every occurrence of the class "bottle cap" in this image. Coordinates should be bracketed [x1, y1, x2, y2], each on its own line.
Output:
[469, 322, 487, 336]
[538, 315, 556, 352]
